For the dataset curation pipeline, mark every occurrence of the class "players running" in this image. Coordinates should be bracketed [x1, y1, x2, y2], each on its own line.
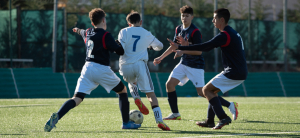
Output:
[168, 8, 247, 129]
[44, 8, 141, 132]
[117, 11, 170, 131]
[153, 5, 204, 120]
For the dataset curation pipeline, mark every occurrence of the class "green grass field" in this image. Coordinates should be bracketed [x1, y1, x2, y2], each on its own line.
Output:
[0, 97, 300, 138]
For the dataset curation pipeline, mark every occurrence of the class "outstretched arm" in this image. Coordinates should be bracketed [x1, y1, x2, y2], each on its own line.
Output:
[153, 38, 177, 66]
[72, 27, 84, 35]
[149, 38, 163, 51]
[170, 33, 228, 52]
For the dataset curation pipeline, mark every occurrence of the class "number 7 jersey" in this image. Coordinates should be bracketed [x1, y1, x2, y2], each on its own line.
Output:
[118, 27, 163, 65]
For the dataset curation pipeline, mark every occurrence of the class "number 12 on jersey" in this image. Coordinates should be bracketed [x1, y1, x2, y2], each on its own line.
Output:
[87, 40, 94, 58]
[132, 35, 140, 52]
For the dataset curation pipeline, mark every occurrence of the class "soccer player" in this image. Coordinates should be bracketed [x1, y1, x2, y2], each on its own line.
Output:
[168, 8, 247, 129]
[44, 8, 141, 132]
[117, 11, 170, 131]
[153, 5, 204, 120]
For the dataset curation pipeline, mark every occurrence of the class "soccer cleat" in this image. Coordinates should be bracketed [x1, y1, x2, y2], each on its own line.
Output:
[122, 121, 141, 129]
[228, 102, 238, 120]
[44, 113, 59, 132]
[196, 119, 215, 128]
[157, 122, 171, 131]
[212, 117, 232, 129]
[163, 113, 181, 120]
[134, 98, 149, 115]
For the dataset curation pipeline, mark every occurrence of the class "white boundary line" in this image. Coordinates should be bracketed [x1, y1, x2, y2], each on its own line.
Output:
[10, 68, 20, 98]
[177, 131, 300, 138]
[242, 82, 247, 97]
[155, 73, 164, 97]
[62, 73, 71, 98]
[277, 72, 287, 97]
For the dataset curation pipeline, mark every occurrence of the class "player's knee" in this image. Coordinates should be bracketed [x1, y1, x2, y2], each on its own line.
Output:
[202, 86, 210, 97]
[197, 88, 205, 97]
[72, 92, 86, 106]
[166, 81, 176, 91]
[113, 81, 126, 93]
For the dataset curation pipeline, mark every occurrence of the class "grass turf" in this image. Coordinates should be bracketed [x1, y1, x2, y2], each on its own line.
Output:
[0, 97, 299, 138]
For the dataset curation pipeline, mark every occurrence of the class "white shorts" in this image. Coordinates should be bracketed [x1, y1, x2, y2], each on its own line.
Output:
[208, 71, 244, 93]
[169, 63, 205, 87]
[75, 61, 121, 95]
[119, 60, 154, 93]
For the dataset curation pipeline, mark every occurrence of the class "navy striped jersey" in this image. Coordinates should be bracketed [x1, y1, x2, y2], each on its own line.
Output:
[174, 23, 205, 69]
[178, 26, 248, 80]
[78, 28, 122, 66]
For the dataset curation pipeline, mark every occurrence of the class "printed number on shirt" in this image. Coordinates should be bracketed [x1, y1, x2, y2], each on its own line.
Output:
[237, 33, 244, 50]
[132, 35, 140, 52]
[87, 40, 94, 58]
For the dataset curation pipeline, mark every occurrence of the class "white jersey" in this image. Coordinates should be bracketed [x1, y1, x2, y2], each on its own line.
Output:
[118, 26, 163, 65]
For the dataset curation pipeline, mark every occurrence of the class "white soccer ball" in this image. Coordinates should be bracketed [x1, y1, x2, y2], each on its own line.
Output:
[129, 110, 143, 124]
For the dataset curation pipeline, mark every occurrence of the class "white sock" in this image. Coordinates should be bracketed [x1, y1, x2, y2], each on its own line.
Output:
[152, 107, 163, 123]
[128, 83, 140, 100]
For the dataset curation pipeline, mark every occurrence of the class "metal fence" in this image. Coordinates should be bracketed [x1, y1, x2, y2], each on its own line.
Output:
[0, 1, 299, 72]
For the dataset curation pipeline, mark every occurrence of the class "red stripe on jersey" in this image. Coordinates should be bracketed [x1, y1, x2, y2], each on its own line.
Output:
[102, 32, 109, 49]
[191, 29, 199, 37]
[221, 31, 231, 47]
[175, 26, 179, 34]
[84, 28, 90, 43]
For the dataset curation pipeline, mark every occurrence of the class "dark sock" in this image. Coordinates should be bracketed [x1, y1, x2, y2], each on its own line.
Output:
[152, 105, 159, 109]
[207, 103, 215, 123]
[119, 93, 129, 123]
[209, 97, 228, 120]
[57, 99, 76, 120]
[167, 91, 179, 113]
[218, 96, 230, 107]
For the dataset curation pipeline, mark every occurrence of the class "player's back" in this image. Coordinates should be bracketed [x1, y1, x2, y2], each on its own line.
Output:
[118, 27, 155, 65]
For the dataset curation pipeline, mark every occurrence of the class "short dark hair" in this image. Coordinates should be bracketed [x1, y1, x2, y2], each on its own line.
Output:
[126, 11, 141, 24]
[180, 5, 193, 15]
[89, 8, 106, 25]
[214, 8, 230, 24]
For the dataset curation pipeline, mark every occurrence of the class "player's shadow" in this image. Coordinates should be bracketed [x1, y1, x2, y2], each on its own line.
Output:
[236, 120, 300, 125]
[0, 104, 51, 108]
[0, 134, 27, 136]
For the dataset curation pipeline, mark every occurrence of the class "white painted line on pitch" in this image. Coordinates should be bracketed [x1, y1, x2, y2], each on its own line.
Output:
[155, 73, 164, 97]
[277, 72, 287, 97]
[62, 73, 71, 98]
[242, 82, 247, 97]
[177, 131, 300, 138]
[10, 68, 20, 98]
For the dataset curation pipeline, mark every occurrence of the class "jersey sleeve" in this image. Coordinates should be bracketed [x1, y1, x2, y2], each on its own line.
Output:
[75, 28, 87, 40]
[173, 26, 180, 43]
[178, 32, 228, 51]
[149, 37, 163, 51]
[105, 33, 124, 53]
[191, 29, 202, 44]
[117, 29, 126, 49]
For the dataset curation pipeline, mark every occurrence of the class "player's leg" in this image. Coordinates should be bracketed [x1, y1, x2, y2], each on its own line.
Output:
[164, 64, 187, 120]
[44, 63, 95, 132]
[129, 82, 149, 115]
[145, 92, 170, 131]
[92, 63, 140, 129]
[203, 73, 244, 129]
[137, 61, 170, 130]
[112, 81, 140, 129]
[164, 77, 181, 120]
[202, 83, 231, 129]
[120, 63, 149, 115]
